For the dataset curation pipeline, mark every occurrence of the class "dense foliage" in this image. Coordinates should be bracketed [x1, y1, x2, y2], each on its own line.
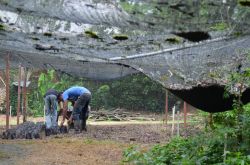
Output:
[16, 70, 178, 116]
[123, 103, 250, 165]
[91, 74, 176, 112]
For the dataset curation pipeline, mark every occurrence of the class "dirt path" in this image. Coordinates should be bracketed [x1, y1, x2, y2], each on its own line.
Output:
[0, 121, 201, 165]
[63, 123, 200, 144]
[0, 139, 127, 165]
[0, 142, 29, 165]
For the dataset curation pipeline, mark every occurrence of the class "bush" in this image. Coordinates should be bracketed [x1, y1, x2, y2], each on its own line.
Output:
[91, 85, 110, 109]
[123, 132, 227, 165]
[123, 106, 250, 164]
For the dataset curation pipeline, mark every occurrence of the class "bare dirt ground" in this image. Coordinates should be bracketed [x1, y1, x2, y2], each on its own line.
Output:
[1, 139, 128, 165]
[0, 113, 202, 165]
[63, 123, 201, 144]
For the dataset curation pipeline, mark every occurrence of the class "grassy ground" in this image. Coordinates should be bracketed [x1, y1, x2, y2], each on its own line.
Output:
[0, 151, 9, 159]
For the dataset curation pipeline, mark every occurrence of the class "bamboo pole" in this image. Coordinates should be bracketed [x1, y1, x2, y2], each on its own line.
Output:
[10, 106, 12, 118]
[22, 68, 27, 122]
[5, 53, 10, 130]
[184, 102, 187, 128]
[17, 65, 22, 125]
[44, 105, 46, 124]
[177, 110, 180, 136]
[165, 90, 168, 124]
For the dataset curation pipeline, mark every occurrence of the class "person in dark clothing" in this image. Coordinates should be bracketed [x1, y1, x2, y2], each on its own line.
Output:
[44, 89, 60, 136]
[58, 86, 91, 132]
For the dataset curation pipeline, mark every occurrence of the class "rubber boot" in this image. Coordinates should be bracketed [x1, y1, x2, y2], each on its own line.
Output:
[45, 128, 51, 136]
[81, 119, 87, 132]
[74, 114, 81, 134]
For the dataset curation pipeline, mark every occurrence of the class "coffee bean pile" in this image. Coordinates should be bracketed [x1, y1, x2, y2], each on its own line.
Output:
[1, 122, 68, 139]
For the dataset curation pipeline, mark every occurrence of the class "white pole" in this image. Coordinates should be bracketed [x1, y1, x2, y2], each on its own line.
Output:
[44, 105, 46, 124]
[10, 106, 12, 118]
[22, 106, 23, 123]
[9, 106, 12, 128]
[177, 110, 180, 137]
[171, 105, 175, 137]
[223, 133, 227, 163]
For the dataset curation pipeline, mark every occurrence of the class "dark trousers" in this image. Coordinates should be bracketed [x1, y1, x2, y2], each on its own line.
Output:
[72, 93, 91, 130]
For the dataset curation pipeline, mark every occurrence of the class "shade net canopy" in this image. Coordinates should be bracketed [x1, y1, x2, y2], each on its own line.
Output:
[0, 0, 250, 112]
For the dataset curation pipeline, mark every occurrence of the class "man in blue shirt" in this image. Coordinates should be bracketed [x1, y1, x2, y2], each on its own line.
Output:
[58, 86, 91, 132]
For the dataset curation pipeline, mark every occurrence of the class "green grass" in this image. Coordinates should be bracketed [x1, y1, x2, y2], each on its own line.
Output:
[210, 22, 228, 31]
[112, 34, 129, 40]
[43, 32, 52, 37]
[0, 24, 6, 31]
[0, 151, 9, 159]
[85, 30, 99, 39]
[165, 37, 181, 44]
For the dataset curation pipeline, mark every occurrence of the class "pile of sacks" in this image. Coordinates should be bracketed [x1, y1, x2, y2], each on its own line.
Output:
[1, 121, 68, 139]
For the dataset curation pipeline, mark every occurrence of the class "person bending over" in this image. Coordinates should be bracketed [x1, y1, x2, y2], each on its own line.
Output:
[58, 86, 91, 132]
[44, 89, 60, 136]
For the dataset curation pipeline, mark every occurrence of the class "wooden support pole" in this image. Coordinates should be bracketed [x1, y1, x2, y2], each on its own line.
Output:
[5, 53, 10, 130]
[208, 113, 213, 128]
[22, 68, 27, 122]
[17, 65, 22, 125]
[165, 90, 168, 124]
[177, 110, 180, 136]
[184, 101, 187, 128]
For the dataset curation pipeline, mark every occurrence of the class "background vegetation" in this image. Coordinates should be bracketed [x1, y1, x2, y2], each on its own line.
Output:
[4, 70, 179, 117]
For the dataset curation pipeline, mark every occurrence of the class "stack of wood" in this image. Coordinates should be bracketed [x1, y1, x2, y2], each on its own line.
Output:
[89, 109, 156, 121]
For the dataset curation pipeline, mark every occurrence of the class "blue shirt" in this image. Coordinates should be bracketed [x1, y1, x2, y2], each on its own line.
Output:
[62, 86, 90, 101]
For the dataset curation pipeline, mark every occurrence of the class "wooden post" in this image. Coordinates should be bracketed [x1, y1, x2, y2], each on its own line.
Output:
[44, 105, 46, 124]
[184, 102, 187, 128]
[177, 110, 180, 136]
[165, 90, 168, 124]
[17, 65, 22, 125]
[223, 133, 227, 163]
[208, 113, 213, 128]
[5, 53, 10, 130]
[22, 68, 27, 122]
